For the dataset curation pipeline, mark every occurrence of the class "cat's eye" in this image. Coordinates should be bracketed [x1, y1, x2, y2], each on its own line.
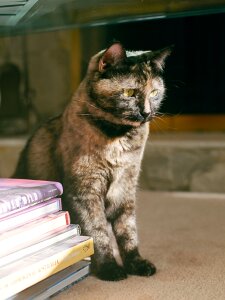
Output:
[149, 89, 158, 97]
[123, 88, 134, 97]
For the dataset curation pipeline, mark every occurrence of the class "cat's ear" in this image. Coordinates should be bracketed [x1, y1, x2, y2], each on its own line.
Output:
[150, 46, 173, 71]
[99, 42, 127, 72]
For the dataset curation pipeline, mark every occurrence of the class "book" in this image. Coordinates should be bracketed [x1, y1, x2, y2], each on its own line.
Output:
[0, 211, 70, 257]
[0, 235, 94, 299]
[0, 178, 63, 216]
[0, 197, 62, 233]
[0, 224, 81, 267]
[12, 260, 90, 300]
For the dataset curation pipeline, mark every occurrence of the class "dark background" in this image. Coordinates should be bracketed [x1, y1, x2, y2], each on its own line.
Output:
[98, 13, 225, 115]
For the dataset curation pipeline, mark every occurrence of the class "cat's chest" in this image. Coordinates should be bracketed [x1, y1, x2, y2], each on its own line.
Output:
[103, 125, 148, 167]
[105, 142, 141, 212]
[104, 139, 135, 167]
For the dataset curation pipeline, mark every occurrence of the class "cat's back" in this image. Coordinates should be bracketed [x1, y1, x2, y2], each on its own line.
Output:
[32, 114, 63, 147]
[13, 115, 63, 180]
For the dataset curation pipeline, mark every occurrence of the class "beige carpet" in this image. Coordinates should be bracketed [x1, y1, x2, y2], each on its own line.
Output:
[55, 190, 225, 300]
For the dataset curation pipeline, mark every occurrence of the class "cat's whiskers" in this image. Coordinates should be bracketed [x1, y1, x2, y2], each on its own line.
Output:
[153, 114, 167, 124]
[152, 113, 177, 132]
[155, 111, 174, 117]
[76, 113, 92, 116]
[75, 99, 101, 111]
[150, 117, 166, 132]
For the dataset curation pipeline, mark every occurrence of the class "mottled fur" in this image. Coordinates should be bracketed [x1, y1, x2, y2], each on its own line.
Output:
[13, 43, 171, 281]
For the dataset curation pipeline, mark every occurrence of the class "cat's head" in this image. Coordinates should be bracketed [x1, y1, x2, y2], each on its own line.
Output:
[85, 42, 172, 127]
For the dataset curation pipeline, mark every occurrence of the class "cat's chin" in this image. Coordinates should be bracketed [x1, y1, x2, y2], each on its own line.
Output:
[121, 119, 149, 127]
[122, 120, 143, 127]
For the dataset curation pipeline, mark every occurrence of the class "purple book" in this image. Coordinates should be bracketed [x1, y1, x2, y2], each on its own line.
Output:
[0, 198, 62, 233]
[0, 178, 63, 216]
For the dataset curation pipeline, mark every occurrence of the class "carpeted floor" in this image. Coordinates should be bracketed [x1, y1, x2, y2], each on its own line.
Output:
[55, 190, 225, 300]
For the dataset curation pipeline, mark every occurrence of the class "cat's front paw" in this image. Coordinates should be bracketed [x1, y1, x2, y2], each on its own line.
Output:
[125, 256, 156, 277]
[95, 261, 127, 281]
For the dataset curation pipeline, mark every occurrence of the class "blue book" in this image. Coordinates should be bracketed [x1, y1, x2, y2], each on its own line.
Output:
[11, 260, 90, 300]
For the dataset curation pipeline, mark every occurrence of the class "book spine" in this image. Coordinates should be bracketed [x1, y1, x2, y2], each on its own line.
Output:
[0, 224, 81, 267]
[0, 178, 63, 194]
[0, 198, 62, 233]
[0, 211, 71, 256]
[0, 238, 94, 299]
[0, 184, 62, 216]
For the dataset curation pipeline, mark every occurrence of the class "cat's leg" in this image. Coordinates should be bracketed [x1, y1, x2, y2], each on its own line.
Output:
[110, 197, 156, 277]
[63, 183, 127, 281]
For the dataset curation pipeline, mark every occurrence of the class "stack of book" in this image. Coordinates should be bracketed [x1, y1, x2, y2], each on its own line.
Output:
[0, 178, 94, 300]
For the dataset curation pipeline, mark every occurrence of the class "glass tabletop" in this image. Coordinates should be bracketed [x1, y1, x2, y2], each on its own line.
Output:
[1, 0, 225, 36]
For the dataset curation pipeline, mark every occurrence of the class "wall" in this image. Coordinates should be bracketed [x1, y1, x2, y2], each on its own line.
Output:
[0, 29, 80, 127]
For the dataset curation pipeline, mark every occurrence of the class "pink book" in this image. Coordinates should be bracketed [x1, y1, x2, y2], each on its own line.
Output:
[0, 198, 62, 233]
[0, 211, 70, 257]
[0, 178, 63, 216]
[0, 224, 81, 267]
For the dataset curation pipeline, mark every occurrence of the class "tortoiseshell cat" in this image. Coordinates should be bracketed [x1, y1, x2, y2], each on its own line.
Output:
[13, 42, 171, 281]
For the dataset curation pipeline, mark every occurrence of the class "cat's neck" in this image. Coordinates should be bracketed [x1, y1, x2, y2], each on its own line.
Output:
[86, 117, 134, 138]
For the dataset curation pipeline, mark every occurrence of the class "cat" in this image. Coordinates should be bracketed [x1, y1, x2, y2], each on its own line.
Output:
[13, 42, 171, 281]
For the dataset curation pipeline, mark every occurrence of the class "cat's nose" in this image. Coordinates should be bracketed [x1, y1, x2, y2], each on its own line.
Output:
[141, 112, 151, 119]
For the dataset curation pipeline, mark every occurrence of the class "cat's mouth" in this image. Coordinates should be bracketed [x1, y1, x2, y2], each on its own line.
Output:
[122, 112, 153, 126]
